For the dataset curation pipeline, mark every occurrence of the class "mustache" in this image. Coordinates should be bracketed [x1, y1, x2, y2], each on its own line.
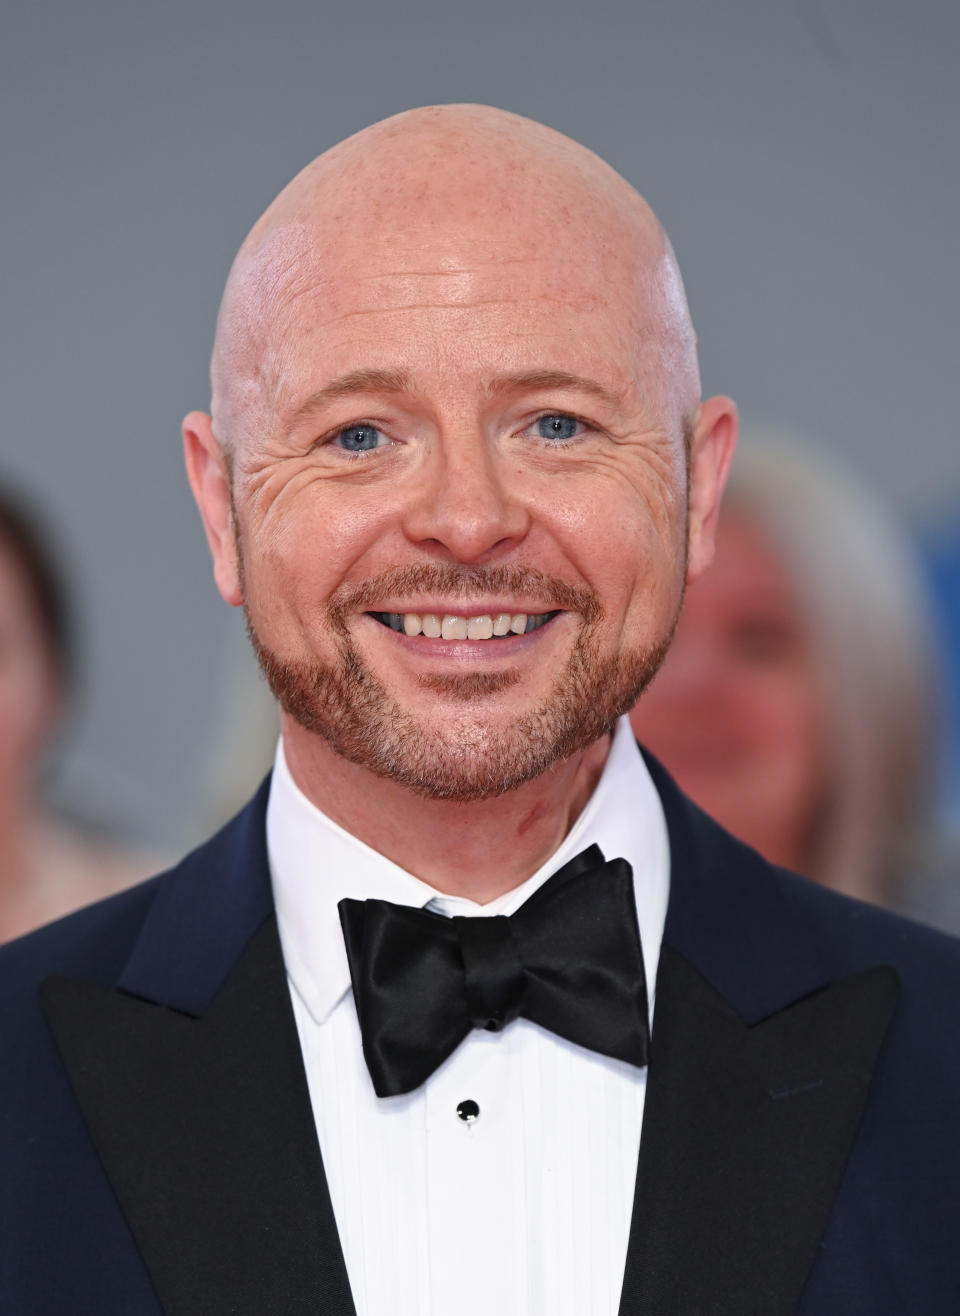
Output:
[328, 564, 602, 624]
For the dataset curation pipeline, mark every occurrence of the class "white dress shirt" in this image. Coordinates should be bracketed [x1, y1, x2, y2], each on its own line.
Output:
[268, 716, 670, 1316]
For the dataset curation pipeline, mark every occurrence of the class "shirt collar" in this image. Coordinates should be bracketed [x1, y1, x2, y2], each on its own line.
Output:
[268, 716, 670, 1027]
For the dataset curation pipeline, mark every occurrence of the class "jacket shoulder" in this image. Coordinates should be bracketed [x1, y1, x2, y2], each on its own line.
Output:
[770, 857, 960, 978]
[0, 872, 165, 1009]
[0, 775, 274, 1007]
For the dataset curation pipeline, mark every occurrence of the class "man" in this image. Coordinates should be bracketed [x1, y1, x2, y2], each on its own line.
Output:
[1, 106, 958, 1315]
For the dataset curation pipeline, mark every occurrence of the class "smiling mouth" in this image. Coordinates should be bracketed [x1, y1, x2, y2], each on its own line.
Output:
[369, 610, 560, 640]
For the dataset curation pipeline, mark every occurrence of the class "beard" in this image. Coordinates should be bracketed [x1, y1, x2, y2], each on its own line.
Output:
[243, 561, 680, 803]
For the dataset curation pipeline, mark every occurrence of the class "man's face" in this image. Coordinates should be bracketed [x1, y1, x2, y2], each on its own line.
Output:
[198, 195, 726, 800]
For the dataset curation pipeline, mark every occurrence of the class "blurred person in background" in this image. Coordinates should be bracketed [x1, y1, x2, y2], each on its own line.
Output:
[0, 483, 155, 942]
[630, 434, 940, 912]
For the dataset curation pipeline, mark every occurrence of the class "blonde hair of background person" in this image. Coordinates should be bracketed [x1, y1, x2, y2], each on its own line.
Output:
[632, 433, 939, 908]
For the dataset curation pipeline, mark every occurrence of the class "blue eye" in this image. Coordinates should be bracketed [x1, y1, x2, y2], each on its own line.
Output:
[535, 414, 580, 441]
[335, 425, 384, 453]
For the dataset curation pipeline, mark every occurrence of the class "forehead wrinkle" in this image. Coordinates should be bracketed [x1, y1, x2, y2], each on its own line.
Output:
[279, 249, 611, 320]
[353, 257, 543, 278]
[261, 288, 616, 407]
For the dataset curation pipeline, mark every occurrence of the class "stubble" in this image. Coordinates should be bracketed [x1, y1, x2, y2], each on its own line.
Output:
[242, 560, 679, 802]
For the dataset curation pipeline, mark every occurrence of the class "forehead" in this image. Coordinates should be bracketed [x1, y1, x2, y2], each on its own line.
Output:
[247, 214, 664, 419]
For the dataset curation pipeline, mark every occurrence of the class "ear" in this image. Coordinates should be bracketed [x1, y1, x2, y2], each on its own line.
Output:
[182, 411, 243, 607]
[685, 395, 738, 584]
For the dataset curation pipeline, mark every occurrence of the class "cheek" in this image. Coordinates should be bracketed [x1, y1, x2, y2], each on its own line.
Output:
[744, 665, 827, 787]
[0, 648, 57, 772]
[239, 486, 388, 639]
[753, 659, 818, 729]
[555, 483, 686, 629]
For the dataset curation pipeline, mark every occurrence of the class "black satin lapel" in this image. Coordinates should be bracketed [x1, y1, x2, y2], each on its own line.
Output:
[619, 947, 899, 1316]
[40, 916, 356, 1316]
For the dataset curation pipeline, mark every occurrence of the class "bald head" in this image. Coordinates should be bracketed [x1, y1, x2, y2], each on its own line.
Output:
[209, 104, 700, 448]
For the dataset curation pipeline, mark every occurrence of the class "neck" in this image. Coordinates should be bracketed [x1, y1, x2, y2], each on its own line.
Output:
[281, 721, 612, 904]
[0, 788, 44, 942]
[0, 782, 34, 887]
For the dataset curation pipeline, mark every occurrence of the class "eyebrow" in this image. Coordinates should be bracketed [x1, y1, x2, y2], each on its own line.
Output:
[286, 368, 413, 427]
[286, 365, 623, 430]
[482, 370, 623, 407]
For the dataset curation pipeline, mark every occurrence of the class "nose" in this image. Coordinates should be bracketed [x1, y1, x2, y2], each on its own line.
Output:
[401, 433, 532, 564]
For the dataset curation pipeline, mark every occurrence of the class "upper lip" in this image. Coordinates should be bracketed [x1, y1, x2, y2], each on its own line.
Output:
[364, 603, 562, 616]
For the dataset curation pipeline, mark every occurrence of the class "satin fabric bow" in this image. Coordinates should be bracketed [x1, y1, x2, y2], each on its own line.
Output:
[338, 845, 650, 1097]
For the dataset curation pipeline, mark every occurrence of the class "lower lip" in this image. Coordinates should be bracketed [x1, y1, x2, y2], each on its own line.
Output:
[364, 615, 563, 660]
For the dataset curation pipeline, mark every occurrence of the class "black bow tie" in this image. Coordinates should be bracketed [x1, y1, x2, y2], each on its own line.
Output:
[338, 845, 650, 1097]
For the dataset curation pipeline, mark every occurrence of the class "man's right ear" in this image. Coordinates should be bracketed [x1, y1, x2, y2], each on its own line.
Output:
[182, 412, 243, 607]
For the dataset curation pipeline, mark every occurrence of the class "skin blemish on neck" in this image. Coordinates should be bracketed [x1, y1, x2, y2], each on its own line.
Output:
[516, 800, 551, 838]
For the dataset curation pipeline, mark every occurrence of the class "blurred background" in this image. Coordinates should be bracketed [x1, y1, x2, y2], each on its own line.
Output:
[1, 0, 957, 924]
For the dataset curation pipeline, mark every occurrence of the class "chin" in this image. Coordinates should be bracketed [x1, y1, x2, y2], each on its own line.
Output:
[247, 604, 675, 801]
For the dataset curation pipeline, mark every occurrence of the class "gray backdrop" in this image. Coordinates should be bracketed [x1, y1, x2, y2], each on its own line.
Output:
[2, 0, 957, 849]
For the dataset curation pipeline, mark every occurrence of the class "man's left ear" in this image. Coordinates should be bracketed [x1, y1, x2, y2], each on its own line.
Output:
[685, 395, 739, 584]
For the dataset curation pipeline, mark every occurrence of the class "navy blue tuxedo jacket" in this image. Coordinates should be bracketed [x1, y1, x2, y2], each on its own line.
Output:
[2, 757, 960, 1314]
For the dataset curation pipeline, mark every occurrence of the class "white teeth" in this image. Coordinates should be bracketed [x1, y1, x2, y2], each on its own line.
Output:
[380, 610, 552, 640]
[466, 615, 494, 640]
[441, 615, 469, 640]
